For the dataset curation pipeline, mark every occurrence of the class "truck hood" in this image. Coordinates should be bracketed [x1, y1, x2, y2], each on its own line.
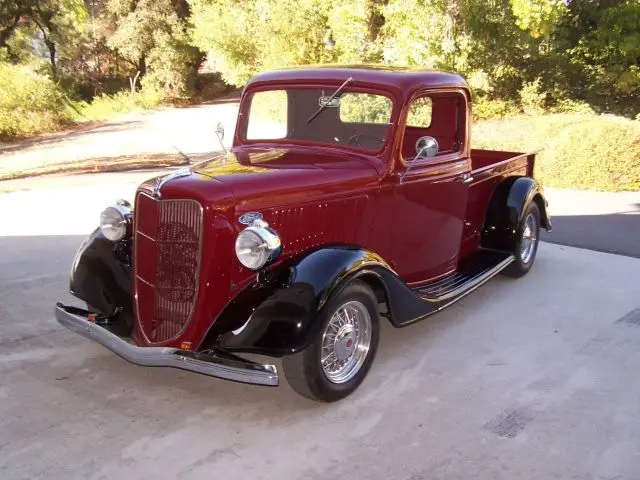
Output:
[192, 145, 382, 211]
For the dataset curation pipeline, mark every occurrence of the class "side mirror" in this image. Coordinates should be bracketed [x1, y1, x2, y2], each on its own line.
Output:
[415, 136, 438, 158]
[399, 136, 439, 185]
[215, 121, 225, 141]
[214, 120, 227, 153]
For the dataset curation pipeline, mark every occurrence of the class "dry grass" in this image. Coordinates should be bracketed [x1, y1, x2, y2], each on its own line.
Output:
[474, 114, 640, 192]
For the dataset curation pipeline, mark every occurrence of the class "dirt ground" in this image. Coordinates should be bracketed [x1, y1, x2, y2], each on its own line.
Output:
[0, 96, 240, 181]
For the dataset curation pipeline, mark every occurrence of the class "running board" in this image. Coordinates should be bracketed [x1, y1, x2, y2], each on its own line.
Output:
[414, 250, 514, 301]
[352, 250, 515, 327]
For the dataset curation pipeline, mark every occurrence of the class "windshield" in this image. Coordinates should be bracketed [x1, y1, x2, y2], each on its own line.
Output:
[242, 87, 394, 152]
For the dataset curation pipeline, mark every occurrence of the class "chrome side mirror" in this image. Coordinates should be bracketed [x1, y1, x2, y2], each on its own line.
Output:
[215, 121, 227, 153]
[400, 136, 440, 185]
[415, 136, 438, 158]
[215, 121, 225, 141]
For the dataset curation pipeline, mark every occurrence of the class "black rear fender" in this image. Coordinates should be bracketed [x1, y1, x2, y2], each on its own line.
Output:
[481, 176, 552, 251]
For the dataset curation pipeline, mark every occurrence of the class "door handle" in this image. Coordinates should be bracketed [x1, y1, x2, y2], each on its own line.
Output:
[461, 175, 474, 184]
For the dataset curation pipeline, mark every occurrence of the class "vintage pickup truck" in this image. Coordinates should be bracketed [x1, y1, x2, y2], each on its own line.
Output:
[55, 65, 551, 402]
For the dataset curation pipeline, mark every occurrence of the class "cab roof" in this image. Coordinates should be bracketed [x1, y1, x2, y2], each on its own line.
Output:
[246, 64, 470, 99]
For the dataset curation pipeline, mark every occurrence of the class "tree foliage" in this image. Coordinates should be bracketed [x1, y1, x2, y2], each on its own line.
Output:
[1, 0, 639, 127]
[106, 0, 203, 98]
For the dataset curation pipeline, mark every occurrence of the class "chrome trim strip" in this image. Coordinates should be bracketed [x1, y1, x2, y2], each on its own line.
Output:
[135, 275, 155, 288]
[153, 167, 192, 199]
[134, 192, 205, 346]
[55, 305, 279, 386]
[135, 230, 156, 242]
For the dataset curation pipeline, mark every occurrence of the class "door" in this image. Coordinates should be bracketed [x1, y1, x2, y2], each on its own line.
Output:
[391, 91, 471, 284]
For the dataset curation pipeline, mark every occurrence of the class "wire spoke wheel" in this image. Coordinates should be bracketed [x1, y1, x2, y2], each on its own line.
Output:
[320, 300, 372, 384]
[520, 212, 538, 264]
[282, 280, 379, 402]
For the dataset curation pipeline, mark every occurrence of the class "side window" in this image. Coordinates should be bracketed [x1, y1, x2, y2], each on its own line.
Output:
[247, 90, 288, 139]
[406, 97, 432, 128]
[339, 93, 392, 124]
[402, 94, 464, 160]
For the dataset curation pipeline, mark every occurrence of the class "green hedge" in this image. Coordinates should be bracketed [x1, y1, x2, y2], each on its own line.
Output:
[0, 63, 74, 140]
[473, 114, 640, 192]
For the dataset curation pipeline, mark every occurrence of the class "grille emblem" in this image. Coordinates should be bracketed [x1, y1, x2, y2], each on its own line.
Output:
[239, 212, 263, 225]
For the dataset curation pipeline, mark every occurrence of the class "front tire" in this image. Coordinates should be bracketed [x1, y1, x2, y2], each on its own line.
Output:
[282, 280, 380, 402]
[503, 201, 541, 277]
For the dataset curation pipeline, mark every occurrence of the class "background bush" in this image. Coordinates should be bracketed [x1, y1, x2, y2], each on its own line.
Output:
[473, 114, 640, 192]
[0, 63, 74, 140]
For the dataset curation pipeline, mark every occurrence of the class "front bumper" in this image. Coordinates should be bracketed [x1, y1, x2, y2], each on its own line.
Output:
[54, 303, 278, 386]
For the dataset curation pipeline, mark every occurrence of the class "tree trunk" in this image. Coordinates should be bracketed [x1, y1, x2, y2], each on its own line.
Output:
[137, 56, 147, 79]
[45, 39, 57, 75]
[368, 0, 388, 42]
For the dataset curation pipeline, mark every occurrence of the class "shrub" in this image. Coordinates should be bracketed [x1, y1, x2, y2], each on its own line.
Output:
[473, 113, 640, 191]
[79, 86, 165, 121]
[519, 78, 546, 115]
[192, 72, 232, 102]
[472, 97, 520, 120]
[0, 63, 74, 140]
[551, 98, 595, 115]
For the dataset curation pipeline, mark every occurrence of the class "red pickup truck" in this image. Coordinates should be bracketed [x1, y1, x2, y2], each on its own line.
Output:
[55, 65, 552, 402]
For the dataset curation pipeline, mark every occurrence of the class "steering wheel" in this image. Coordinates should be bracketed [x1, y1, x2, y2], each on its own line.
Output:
[346, 134, 385, 149]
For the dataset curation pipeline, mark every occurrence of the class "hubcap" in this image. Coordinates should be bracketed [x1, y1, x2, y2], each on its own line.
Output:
[520, 213, 538, 263]
[321, 300, 372, 384]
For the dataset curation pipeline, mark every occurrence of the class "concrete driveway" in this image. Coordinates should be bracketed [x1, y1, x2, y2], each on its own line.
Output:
[2, 133, 640, 478]
[2, 235, 640, 479]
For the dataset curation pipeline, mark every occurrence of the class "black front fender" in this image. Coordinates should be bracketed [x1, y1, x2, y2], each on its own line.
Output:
[69, 228, 132, 315]
[210, 248, 393, 356]
[482, 176, 552, 250]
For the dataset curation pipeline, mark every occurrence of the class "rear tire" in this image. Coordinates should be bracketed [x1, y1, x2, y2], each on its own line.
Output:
[282, 280, 380, 402]
[502, 201, 541, 278]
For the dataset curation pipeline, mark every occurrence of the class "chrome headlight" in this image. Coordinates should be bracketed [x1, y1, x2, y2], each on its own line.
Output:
[235, 219, 281, 270]
[99, 202, 131, 241]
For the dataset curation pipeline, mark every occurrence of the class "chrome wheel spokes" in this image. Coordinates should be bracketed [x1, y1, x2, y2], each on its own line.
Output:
[520, 213, 538, 263]
[320, 301, 372, 384]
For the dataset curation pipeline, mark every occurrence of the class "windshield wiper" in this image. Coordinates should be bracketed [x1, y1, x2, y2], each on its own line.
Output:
[306, 76, 354, 124]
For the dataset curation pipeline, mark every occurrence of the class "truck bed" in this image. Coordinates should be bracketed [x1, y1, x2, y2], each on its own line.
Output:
[470, 149, 535, 176]
[461, 149, 537, 257]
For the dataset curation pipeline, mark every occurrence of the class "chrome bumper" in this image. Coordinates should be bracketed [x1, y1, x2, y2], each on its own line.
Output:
[54, 303, 278, 386]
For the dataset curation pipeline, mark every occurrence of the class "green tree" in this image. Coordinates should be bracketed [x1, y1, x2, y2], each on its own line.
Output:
[191, 0, 335, 86]
[107, 0, 203, 97]
[511, 0, 568, 38]
[191, 0, 390, 86]
[31, 0, 88, 75]
[0, 0, 88, 74]
[0, 1, 31, 58]
[554, 0, 640, 115]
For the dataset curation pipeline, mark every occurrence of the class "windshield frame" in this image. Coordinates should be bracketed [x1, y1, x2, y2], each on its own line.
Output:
[235, 83, 399, 155]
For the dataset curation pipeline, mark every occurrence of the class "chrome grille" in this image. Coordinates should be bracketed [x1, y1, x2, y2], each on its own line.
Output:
[134, 192, 203, 344]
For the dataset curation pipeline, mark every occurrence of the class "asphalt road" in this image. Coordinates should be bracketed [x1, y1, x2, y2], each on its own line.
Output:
[542, 188, 640, 259]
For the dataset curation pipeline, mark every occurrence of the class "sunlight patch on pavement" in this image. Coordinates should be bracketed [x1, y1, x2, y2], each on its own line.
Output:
[545, 188, 640, 216]
[0, 183, 138, 236]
